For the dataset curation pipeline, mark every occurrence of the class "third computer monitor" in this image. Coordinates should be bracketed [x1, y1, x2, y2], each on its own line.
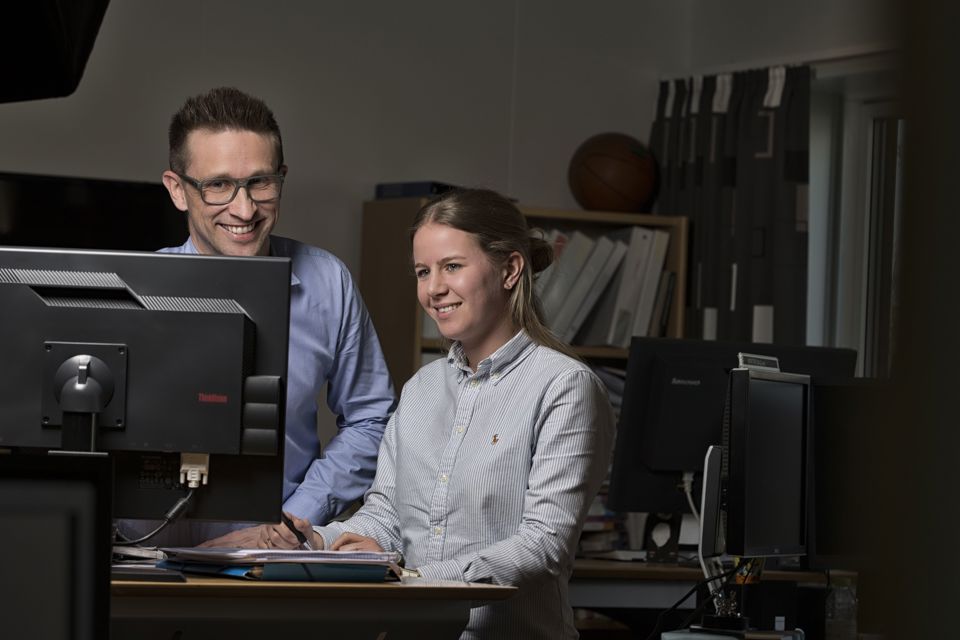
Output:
[607, 337, 856, 516]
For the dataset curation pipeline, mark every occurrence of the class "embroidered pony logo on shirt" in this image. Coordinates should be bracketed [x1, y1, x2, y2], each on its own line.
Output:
[491, 434, 499, 445]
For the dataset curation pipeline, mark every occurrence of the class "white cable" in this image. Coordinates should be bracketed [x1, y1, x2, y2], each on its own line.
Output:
[682, 471, 700, 522]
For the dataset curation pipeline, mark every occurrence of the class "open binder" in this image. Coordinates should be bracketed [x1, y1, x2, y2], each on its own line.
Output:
[158, 547, 404, 582]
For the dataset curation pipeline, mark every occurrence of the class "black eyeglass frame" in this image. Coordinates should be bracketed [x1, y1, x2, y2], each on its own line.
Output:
[176, 172, 286, 205]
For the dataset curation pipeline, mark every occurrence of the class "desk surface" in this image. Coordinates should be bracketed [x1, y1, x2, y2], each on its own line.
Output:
[572, 558, 827, 583]
[112, 574, 515, 600]
[111, 576, 515, 640]
[569, 559, 826, 611]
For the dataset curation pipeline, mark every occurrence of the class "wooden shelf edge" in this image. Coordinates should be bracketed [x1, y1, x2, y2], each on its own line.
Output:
[520, 206, 686, 228]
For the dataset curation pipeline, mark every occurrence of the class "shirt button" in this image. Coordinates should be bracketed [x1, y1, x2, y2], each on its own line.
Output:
[455, 426, 465, 434]
[433, 527, 443, 535]
[470, 379, 480, 387]
[491, 372, 501, 381]
[440, 474, 448, 483]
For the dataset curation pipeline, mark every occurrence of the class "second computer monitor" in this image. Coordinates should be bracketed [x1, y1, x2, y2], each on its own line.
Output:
[607, 337, 856, 515]
[723, 368, 811, 557]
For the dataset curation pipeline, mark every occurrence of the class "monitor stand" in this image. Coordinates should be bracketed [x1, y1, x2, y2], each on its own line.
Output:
[62, 411, 98, 451]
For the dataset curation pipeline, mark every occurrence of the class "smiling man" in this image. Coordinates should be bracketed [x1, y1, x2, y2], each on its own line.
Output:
[164, 127, 282, 257]
[146, 87, 396, 546]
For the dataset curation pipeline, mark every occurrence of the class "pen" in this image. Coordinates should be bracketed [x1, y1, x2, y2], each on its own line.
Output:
[280, 512, 314, 550]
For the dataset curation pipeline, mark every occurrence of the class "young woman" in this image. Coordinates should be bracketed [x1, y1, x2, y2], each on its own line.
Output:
[274, 188, 614, 638]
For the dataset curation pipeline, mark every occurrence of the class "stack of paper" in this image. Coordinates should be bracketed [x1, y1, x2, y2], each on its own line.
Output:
[159, 547, 404, 582]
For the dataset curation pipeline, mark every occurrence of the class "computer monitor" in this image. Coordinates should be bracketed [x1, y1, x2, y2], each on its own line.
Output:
[0, 246, 290, 522]
[0, 453, 112, 640]
[607, 337, 856, 516]
[699, 368, 813, 563]
[0, 171, 186, 251]
[722, 367, 811, 558]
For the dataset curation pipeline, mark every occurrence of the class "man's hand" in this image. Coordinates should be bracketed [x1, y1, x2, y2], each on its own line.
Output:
[331, 532, 383, 552]
[197, 524, 271, 549]
[262, 512, 324, 550]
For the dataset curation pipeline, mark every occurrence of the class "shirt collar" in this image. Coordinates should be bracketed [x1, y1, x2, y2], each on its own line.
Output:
[446, 330, 536, 385]
[181, 235, 300, 287]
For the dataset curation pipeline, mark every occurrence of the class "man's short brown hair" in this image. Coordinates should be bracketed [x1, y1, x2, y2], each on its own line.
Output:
[168, 87, 283, 174]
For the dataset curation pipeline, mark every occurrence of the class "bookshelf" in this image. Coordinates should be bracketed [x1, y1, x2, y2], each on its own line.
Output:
[359, 197, 688, 392]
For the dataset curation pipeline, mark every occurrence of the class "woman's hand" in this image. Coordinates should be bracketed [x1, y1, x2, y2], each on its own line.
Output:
[330, 532, 383, 552]
[258, 512, 324, 550]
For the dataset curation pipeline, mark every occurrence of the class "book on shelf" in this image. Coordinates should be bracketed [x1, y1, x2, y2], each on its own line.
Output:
[576, 226, 656, 347]
[581, 517, 619, 532]
[591, 365, 626, 398]
[374, 181, 456, 199]
[648, 270, 676, 338]
[539, 230, 595, 325]
[551, 235, 616, 340]
[578, 529, 623, 552]
[628, 229, 670, 344]
[577, 488, 626, 554]
[534, 229, 567, 298]
[561, 238, 628, 343]
[607, 226, 655, 347]
[573, 257, 623, 346]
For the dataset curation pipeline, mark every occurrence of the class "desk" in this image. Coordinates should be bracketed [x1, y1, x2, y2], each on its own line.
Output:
[111, 575, 516, 640]
[570, 559, 826, 610]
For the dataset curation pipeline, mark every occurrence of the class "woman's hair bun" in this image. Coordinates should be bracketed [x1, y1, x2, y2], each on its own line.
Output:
[528, 232, 554, 274]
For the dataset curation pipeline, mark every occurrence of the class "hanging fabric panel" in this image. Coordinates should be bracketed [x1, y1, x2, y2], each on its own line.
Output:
[649, 65, 810, 345]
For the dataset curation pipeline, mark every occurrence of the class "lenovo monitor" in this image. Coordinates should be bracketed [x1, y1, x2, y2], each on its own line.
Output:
[607, 337, 856, 516]
[0, 246, 290, 523]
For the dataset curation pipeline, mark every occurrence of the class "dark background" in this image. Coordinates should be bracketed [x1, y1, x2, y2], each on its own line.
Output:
[0, 171, 186, 251]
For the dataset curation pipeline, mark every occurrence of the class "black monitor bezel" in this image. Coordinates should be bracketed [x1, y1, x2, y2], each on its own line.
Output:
[0, 452, 113, 639]
[724, 368, 811, 558]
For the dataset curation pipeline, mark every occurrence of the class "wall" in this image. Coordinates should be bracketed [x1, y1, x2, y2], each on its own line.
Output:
[0, 0, 686, 274]
[0, 0, 896, 270]
[0, 0, 895, 439]
[685, 0, 897, 74]
[0, 0, 899, 268]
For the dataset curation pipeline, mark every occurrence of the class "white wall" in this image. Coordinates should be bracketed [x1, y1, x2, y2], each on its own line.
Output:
[0, 0, 895, 272]
[0, 0, 687, 274]
[0, 0, 895, 440]
[0, 0, 897, 349]
[685, 0, 897, 74]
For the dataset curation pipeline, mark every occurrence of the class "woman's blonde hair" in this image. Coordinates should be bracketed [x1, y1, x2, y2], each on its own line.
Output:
[410, 188, 577, 360]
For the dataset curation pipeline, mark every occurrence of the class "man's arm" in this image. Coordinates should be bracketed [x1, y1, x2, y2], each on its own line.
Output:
[312, 406, 403, 551]
[283, 266, 396, 525]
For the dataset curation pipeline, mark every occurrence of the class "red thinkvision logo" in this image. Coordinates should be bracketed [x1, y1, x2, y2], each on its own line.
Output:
[198, 392, 229, 404]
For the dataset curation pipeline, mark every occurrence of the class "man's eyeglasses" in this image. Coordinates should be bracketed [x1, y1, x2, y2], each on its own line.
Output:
[177, 173, 285, 205]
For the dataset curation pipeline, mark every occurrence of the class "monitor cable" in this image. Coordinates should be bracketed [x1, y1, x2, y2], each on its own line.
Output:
[681, 471, 700, 522]
[113, 489, 196, 546]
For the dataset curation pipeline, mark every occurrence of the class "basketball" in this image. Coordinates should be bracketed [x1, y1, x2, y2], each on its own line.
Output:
[568, 133, 659, 212]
